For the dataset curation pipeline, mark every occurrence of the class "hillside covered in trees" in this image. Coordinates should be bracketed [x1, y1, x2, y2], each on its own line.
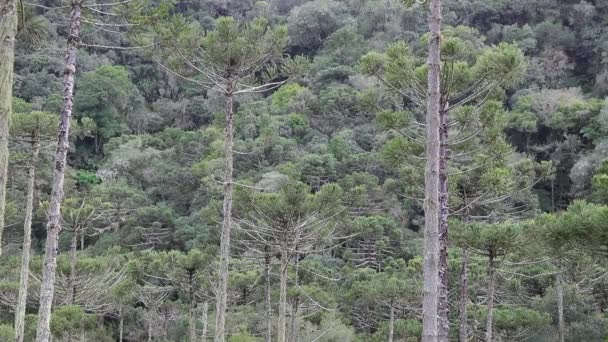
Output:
[0, 0, 607, 341]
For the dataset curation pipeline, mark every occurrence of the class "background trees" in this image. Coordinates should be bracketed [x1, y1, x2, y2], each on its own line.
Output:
[0, 0, 607, 341]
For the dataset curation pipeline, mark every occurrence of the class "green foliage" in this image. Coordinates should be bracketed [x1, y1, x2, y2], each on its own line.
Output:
[5, 1, 608, 340]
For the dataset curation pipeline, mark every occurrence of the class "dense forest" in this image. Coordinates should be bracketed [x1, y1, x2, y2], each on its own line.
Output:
[0, 0, 607, 341]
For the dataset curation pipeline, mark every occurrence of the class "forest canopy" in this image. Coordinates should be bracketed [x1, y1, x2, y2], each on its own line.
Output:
[0, 0, 607, 341]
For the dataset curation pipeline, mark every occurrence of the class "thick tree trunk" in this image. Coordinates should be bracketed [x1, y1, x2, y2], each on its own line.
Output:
[67, 230, 78, 305]
[422, 0, 442, 341]
[458, 247, 469, 342]
[556, 271, 564, 342]
[485, 255, 496, 342]
[0, 0, 17, 257]
[278, 252, 289, 342]
[388, 301, 394, 342]
[15, 139, 40, 342]
[35, 1, 81, 341]
[438, 108, 450, 342]
[215, 86, 234, 342]
[201, 300, 208, 341]
[265, 249, 272, 342]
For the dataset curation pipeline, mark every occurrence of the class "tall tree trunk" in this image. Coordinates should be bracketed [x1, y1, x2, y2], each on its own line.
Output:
[485, 255, 496, 342]
[147, 317, 152, 342]
[289, 255, 299, 342]
[265, 248, 272, 342]
[67, 229, 78, 305]
[438, 107, 450, 342]
[201, 300, 208, 342]
[35, 1, 81, 340]
[0, 0, 17, 257]
[388, 300, 395, 342]
[278, 251, 289, 342]
[422, 0, 442, 341]
[458, 247, 469, 342]
[118, 307, 124, 342]
[189, 300, 197, 342]
[215, 86, 234, 342]
[556, 271, 564, 342]
[15, 138, 40, 342]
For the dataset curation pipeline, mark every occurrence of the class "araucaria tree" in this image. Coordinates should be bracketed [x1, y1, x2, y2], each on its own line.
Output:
[237, 181, 343, 342]
[149, 16, 290, 341]
[10, 111, 57, 342]
[361, 17, 526, 340]
[35, 1, 82, 340]
[0, 0, 17, 257]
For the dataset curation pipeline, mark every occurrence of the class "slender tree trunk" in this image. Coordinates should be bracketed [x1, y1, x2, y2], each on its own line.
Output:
[201, 300, 208, 342]
[15, 139, 40, 342]
[485, 255, 496, 342]
[278, 251, 289, 342]
[190, 300, 197, 342]
[458, 247, 469, 342]
[35, 1, 81, 340]
[388, 300, 394, 342]
[147, 318, 152, 342]
[0, 0, 17, 257]
[118, 307, 123, 342]
[438, 107, 450, 342]
[67, 229, 78, 305]
[422, 0, 442, 341]
[265, 248, 272, 342]
[556, 271, 564, 342]
[215, 86, 234, 342]
[289, 255, 299, 342]
[80, 232, 84, 251]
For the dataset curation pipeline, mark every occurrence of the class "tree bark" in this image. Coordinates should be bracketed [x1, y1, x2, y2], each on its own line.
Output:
[201, 300, 208, 342]
[189, 270, 197, 342]
[422, 0, 442, 341]
[215, 86, 234, 342]
[278, 251, 289, 342]
[485, 255, 496, 342]
[147, 317, 152, 342]
[189, 299, 197, 342]
[556, 271, 564, 342]
[388, 300, 395, 342]
[15, 138, 40, 342]
[458, 247, 469, 342]
[0, 0, 17, 257]
[35, 1, 81, 341]
[265, 248, 272, 342]
[118, 307, 124, 342]
[438, 107, 450, 342]
[289, 255, 299, 342]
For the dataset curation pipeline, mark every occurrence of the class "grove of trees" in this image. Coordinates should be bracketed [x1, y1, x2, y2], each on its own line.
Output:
[0, 0, 607, 341]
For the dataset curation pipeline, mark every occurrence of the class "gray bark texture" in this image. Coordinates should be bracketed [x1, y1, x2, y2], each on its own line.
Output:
[35, 1, 81, 341]
[278, 251, 288, 342]
[388, 301, 395, 342]
[15, 138, 40, 342]
[265, 250, 272, 342]
[214, 86, 234, 342]
[0, 0, 17, 257]
[421, 0, 442, 341]
[485, 255, 496, 342]
[557, 271, 565, 342]
[438, 107, 450, 342]
[201, 300, 209, 341]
